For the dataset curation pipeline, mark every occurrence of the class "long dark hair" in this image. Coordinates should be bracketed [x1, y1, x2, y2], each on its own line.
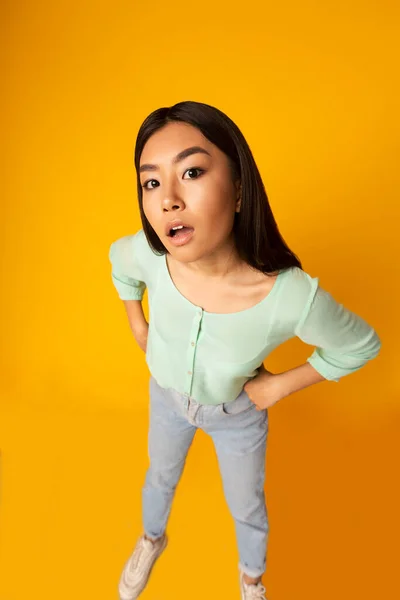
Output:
[134, 101, 302, 274]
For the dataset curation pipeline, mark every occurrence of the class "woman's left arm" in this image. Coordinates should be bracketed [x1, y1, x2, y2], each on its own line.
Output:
[245, 284, 382, 409]
[294, 284, 382, 382]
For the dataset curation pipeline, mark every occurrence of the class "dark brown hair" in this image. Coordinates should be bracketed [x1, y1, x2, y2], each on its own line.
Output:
[134, 100, 302, 274]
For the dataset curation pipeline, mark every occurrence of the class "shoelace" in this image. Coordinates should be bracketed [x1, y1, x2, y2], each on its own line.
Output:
[129, 537, 154, 571]
[129, 541, 266, 598]
[244, 581, 267, 599]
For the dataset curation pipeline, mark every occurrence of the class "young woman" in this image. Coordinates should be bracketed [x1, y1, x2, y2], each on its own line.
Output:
[109, 101, 381, 600]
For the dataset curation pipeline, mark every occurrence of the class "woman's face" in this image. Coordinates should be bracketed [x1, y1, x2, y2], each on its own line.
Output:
[139, 121, 241, 263]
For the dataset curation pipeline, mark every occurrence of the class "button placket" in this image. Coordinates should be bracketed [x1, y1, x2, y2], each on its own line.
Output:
[185, 307, 203, 397]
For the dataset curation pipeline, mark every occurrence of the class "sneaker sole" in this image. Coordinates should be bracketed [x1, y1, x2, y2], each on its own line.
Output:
[118, 535, 168, 600]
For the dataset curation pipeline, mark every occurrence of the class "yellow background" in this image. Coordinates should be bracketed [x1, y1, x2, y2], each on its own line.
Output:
[1, 1, 399, 599]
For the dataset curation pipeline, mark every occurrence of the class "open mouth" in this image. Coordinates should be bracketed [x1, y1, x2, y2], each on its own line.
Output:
[168, 225, 194, 238]
[167, 224, 195, 246]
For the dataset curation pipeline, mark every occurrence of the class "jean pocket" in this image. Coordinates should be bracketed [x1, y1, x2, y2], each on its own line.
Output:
[219, 391, 255, 416]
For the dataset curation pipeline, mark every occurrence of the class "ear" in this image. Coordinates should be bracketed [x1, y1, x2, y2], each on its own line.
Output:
[235, 180, 242, 213]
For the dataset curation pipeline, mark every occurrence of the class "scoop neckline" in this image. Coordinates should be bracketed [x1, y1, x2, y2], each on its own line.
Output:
[163, 253, 286, 317]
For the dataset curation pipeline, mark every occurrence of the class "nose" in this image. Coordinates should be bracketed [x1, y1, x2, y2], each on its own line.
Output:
[162, 180, 185, 212]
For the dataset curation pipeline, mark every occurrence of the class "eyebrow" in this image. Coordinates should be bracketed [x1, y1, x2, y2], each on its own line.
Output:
[139, 146, 212, 173]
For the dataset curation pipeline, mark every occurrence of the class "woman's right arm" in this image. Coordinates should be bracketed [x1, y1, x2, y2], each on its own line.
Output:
[109, 232, 150, 351]
[122, 300, 148, 352]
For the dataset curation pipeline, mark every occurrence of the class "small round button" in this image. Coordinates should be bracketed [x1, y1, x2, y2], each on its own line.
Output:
[191, 342, 195, 346]
[188, 371, 192, 375]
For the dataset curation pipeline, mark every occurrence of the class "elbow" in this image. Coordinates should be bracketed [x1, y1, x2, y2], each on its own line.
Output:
[307, 334, 382, 382]
[366, 330, 382, 361]
[346, 328, 382, 363]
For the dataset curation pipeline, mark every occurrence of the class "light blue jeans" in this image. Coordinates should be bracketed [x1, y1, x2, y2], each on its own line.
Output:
[142, 376, 269, 578]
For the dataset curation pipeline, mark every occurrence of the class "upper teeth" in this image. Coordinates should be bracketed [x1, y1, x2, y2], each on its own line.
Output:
[172, 225, 184, 230]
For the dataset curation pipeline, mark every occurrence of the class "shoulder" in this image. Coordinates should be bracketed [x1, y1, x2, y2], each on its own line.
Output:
[109, 228, 159, 260]
[109, 227, 144, 254]
[282, 265, 319, 291]
[109, 228, 163, 277]
[277, 265, 320, 319]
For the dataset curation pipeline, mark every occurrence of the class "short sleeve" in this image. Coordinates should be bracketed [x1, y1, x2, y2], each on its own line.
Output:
[108, 231, 147, 301]
[294, 279, 382, 382]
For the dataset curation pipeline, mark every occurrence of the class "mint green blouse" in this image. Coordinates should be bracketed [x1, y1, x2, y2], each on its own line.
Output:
[108, 229, 381, 405]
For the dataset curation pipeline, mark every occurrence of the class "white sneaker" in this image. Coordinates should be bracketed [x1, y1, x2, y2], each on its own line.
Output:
[118, 534, 168, 600]
[239, 569, 268, 599]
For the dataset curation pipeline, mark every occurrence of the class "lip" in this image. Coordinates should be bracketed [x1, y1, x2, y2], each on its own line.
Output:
[167, 227, 195, 247]
[165, 219, 194, 237]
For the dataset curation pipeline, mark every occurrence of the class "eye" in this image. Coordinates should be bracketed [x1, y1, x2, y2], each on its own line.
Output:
[141, 167, 204, 191]
[141, 179, 159, 190]
[183, 167, 204, 179]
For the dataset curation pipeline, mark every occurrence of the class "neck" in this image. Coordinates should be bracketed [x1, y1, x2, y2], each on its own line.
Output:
[178, 236, 245, 278]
